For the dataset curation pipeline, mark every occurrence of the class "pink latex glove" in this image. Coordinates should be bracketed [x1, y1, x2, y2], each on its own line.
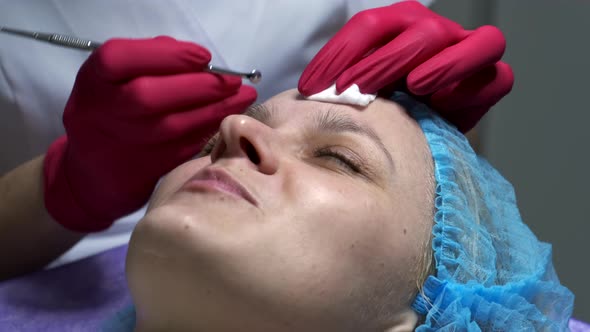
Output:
[44, 36, 257, 232]
[299, 0, 514, 133]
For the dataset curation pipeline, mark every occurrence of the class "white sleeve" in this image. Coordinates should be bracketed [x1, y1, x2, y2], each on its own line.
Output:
[346, 0, 436, 19]
[0, 57, 35, 175]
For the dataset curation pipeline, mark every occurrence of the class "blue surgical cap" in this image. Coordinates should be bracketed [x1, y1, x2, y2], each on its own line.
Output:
[389, 92, 574, 331]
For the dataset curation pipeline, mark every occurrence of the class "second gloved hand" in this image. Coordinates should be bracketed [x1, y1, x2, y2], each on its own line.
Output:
[299, 1, 514, 133]
[44, 36, 257, 232]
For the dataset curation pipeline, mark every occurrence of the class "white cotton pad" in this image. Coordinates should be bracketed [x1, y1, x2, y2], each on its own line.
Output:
[305, 83, 377, 107]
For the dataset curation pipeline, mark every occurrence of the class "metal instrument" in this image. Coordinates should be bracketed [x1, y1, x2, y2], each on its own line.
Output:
[0, 26, 262, 83]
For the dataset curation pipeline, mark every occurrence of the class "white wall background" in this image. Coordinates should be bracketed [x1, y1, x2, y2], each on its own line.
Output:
[431, 0, 590, 320]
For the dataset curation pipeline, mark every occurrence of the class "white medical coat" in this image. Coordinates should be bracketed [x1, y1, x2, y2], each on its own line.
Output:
[0, 0, 433, 266]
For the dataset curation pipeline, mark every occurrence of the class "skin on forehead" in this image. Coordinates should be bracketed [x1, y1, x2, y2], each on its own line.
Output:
[127, 88, 435, 332]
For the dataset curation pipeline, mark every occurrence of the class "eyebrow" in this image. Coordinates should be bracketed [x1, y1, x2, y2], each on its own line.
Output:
[243, 103, 275, 123]
[242, 103, 395, 169]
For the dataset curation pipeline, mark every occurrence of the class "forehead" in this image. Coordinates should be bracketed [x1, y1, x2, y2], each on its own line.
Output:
[263, 89, 427, 160]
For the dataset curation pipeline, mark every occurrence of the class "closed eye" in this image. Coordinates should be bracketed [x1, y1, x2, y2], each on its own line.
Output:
[313, 146, 365, 174]
[199, 132, 374, 179]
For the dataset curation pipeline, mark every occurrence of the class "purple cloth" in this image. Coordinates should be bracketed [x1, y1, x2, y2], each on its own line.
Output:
[0, 245, 132, 331]
[571, 318, 590, 332]
[1, 244, 588, 331]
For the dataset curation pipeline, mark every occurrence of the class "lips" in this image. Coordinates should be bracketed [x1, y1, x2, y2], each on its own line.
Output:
[182, 167, 258, 206]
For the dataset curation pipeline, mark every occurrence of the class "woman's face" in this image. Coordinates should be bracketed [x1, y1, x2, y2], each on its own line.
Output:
[126, 89, 434, 332]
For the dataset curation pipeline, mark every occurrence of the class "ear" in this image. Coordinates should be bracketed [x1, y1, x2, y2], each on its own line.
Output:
[382, 308, 420, 332]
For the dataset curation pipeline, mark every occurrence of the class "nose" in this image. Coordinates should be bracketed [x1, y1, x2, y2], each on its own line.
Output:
[211, 114, 279, 174]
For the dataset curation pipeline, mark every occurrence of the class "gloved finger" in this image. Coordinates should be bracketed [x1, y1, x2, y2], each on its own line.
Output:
[298, 1, 433, 96]
[111, 85, 257, 144]
[148, 85, 257, 143]
[441, 105, 489, 133]
[407, 25, 506, 95]
[145, 133, 207, 176]
[88, 36, 211, 83]
[335, 17, 462, 94]
[430, 62, 514, 132]
[142, 121, 227, 175]
[431, 61, 514, 111]
[119, 73, 243, 117]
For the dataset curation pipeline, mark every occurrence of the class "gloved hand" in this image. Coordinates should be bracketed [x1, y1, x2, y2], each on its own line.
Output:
[43, 36, 257, 232]
[299, 0, 514, 132]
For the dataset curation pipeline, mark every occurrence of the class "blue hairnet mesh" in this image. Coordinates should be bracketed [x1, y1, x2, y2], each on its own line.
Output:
[389, 92, 575, 331]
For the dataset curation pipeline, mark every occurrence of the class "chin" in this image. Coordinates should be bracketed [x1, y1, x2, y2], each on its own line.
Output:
[129, 194, 263, 273]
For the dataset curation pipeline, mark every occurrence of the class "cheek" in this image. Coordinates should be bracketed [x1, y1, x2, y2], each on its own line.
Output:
[282, 173, 399, 274]
[269, 177, 424, 316]
[282, 172, 425, 279]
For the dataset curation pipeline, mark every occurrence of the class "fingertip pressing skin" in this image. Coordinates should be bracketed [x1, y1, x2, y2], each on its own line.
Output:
[299, 3, 512, 132]
[299, 1, 446, 96]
